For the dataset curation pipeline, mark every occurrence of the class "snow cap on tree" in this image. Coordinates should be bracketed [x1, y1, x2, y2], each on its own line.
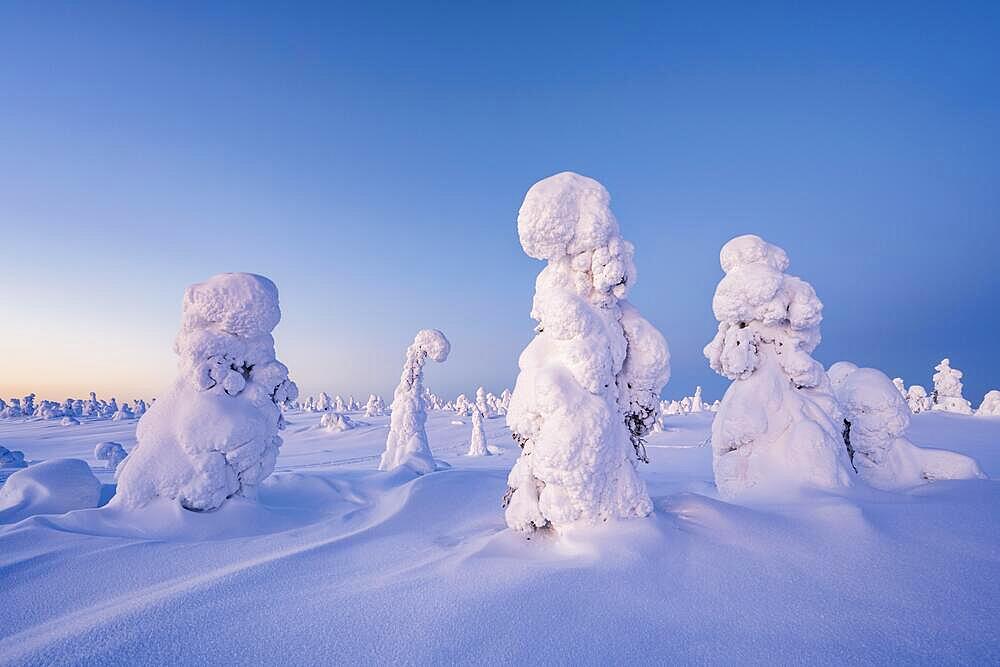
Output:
[379, 329, 450, 474]
[114, 273, 298, 512]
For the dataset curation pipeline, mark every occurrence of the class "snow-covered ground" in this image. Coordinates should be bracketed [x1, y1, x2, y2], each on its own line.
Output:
[1, 410, 998, 664]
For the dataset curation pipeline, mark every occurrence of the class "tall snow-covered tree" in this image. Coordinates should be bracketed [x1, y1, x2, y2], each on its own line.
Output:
[931, 358, 973, 415]
[114, 273, 298, 511]
[705, 235, 854, 499]
[379, 329, 450, 473]
[503, 172, 669, 533]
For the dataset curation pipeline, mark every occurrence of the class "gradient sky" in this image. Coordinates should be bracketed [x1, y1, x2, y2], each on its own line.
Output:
[1, 2, 998, 405]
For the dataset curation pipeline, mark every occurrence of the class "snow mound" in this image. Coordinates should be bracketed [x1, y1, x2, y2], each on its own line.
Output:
[0, 458, 101, 523]
[836, 367, 985, 489]
[705, 235, 853, 500]
[114, 273, 298, 512]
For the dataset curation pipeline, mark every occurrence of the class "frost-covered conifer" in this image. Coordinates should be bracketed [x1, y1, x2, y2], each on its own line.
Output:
[931, 359, 973, 415]
[321, 412, 357, 432]
[114, 273, 298, 511]
[498, 388, 511, 415]
[102, 398, 119, 419]
[679, 397, 691, 414]
[978, 390, 1000, 416]
[836, 367, 984, 489]
[22, 394, 36, 416]
[689, 386, 704, 412]
[379, 329, 450, 473]
[467, 405, 491, 456]
[316, 392, 332, 412]
[112, 402, 134, 421]
[454, 394, 471, 416]
[705, 235, 853, 499]
[503, 172, 667, 532]
[892, 377, 907, 398]
[363, 394, 382, 418]
[906, 385, 930, 413]
[475, 387, 495, 419]
[334, 395, 347, 413]
[133, 399, 148, 417]
[95, 441, 128, 471]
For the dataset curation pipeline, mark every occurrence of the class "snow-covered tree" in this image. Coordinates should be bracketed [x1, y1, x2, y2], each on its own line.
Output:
[453, 394, 471, 416]
[334, 395, 347, 413]
[363, 394, 383, 418]
[906, 385, 931, 414]
[503, 172, 668, 533]
[892, 377, 907, 398]
[94, 441, 128, 471]
[705, 235, 854, 499]
[689, 386, 704, 412]
[0, 446, 27, 468]
[321, 412, 357, 432]
[316, 392, 332, 412]
[475, 387, 495, 419]
[111, 402, 134, 421]
[114, 273, 298, 512]
[498, 388, 512, 415]
[836, 367, 984, 489]
[133, 399, 148, 417]
[467, 405, 491, 456]
[379, 329, 450, 473]
[977, 390, 1000, 416]
[22, 393, 36, 417]
[931, 358, 973, 415]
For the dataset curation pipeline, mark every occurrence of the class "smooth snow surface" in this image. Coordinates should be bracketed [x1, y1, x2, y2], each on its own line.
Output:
[0, 410, 998, 664]
[0, 458, 101, 524]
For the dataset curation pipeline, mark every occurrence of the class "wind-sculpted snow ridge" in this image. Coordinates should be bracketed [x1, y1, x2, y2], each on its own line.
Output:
[835, 367, 985, 489]
[113, 273, 298, 512]
[0, 458, 101, 524]
[705, 235, 854, 500]
[379, 329, 450, 474]
[504, 171, 669, 533]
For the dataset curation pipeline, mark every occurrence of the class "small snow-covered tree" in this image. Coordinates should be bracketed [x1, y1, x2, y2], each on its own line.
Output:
[321, 412, 357, 432]
[978, 390, 1000, 416]
[467, 405, 491, 456]
[498, 388, 511, 415]
[316, 392, 332, 412]
[94, 441, 128, 471]
[475, 387, 495, 419]
[0, 446, 27, 468]
[111, 402, 134, 421]
[503, 172, 668, 533]
[906, 385, 930, 413]
[689, 386, 704, 412]
[892, 377, 907, 398]
[22, 394, 36, 417]
[705, 235, 854, 499]
[114, 273, 298, 512]
[363, 394, 383, 418]
[334, 395, 347, 413]
[379, 329, 450, 473]
[931, 359, 973, 415]
[836, 367, 984, 489]
[454, 394, 471, 416]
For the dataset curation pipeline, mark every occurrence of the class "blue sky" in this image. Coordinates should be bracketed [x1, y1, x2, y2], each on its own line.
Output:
[1, 2, 998, 404]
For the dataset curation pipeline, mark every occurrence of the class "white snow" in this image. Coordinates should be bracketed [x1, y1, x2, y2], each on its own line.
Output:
[705, 235, 854, 499]
[0, 458, 102, 524]
[504, 172, 668, 532]
[113, 273, 298, 512]
[932, 358, 973, 415]
[835, 367, 985, 489]
[94, 441, 128, 471]
[978, 390, 1000, 416]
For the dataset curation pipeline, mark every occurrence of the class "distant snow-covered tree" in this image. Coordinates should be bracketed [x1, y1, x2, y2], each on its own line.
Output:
[0, 446, 27, 468]
[705, 235, 853, 499]
[906, 385, 931, 414]
[379, 329, 450, 473]
[95, 441, 128, 471]
[977, 390, 1000, 417]
[892, 377, 907, 398]
[467, 405, 491, 456]
[475, 387, 495, 419]
[931, 359, 973, 415]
